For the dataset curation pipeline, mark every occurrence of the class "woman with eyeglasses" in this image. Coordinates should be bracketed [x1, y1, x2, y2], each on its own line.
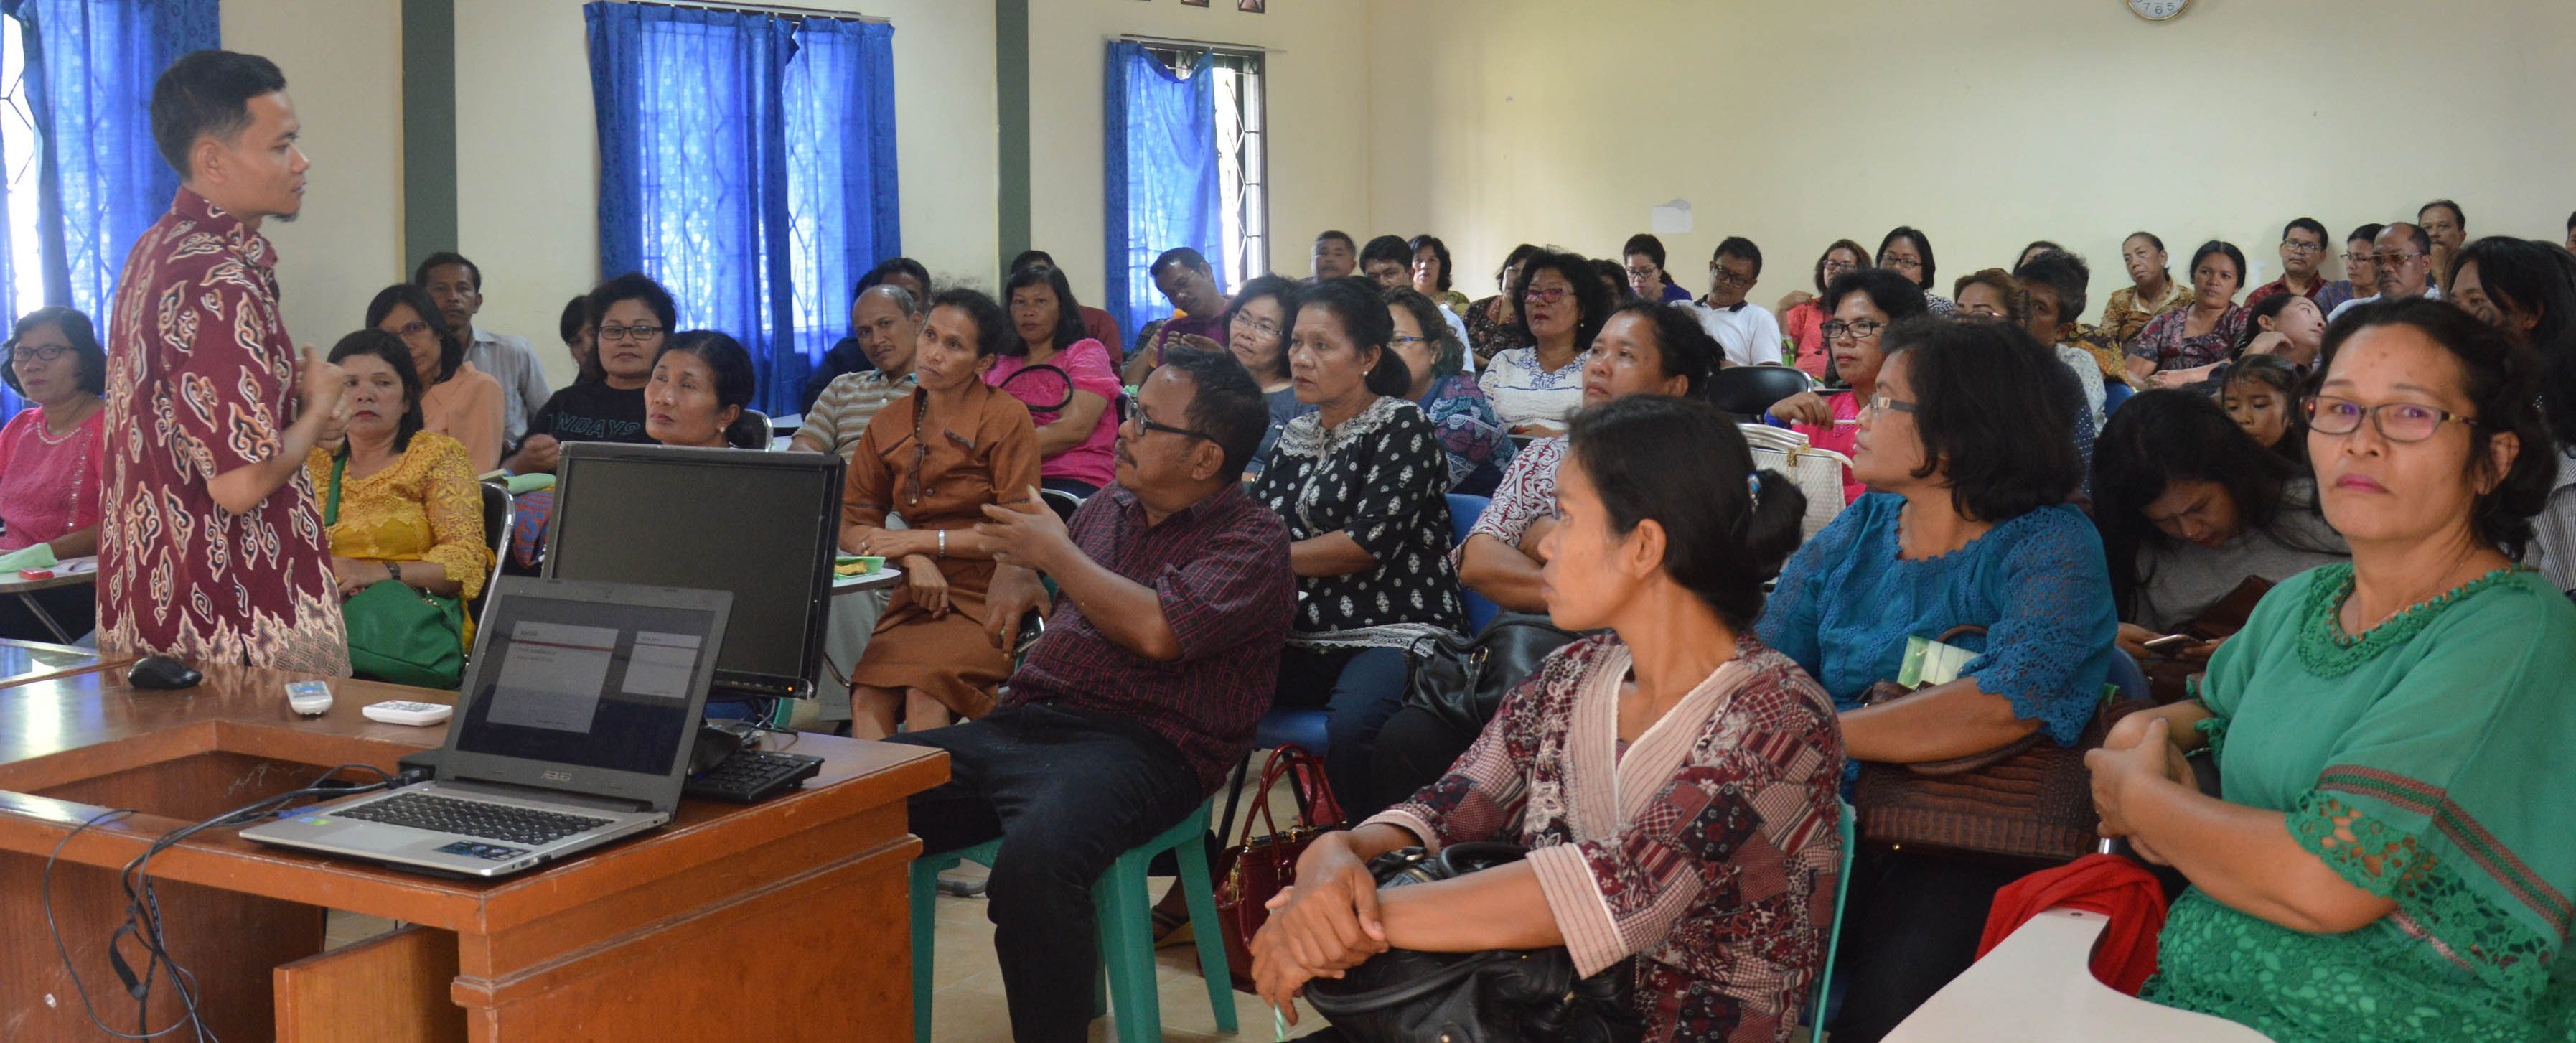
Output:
[367, 284, 506, 472]
[1776, 239, 1873, 380]
[1876, 226, 1952, 317]
[1764, 269, 1929, 504]
[0, 307, 106, 640]
[843, 289, 1044, 739]
[1464, 243, 1540, 367]
[2130, 241, 2251, 389]
[1758, 317, 2117, 1043]
[1387, 287, 1514, 497]
[1479, 248, 1615, 436]
[1223, 275, 1313, 480]
[2091, 299, 2576, 1042]
[1622, 233, 1695, 303]
[507, 272, 670, 475]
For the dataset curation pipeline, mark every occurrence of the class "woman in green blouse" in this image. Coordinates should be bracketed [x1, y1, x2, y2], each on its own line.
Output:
[2089, 297, 2576, 1043]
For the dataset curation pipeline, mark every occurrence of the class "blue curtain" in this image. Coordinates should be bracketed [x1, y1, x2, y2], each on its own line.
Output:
[5, 0, 217, 324]
[1103, 42, 1221, 345]
[588, 2, 899, 418]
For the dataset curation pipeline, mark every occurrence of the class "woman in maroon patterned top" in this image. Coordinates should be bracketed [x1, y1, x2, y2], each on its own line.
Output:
[1254, 396, 1845, 1043]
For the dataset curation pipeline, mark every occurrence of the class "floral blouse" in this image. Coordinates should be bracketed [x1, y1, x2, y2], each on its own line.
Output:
[1249, 396, 1464, 647]
[1463, 295, 1517, 365]
[2100, 280, 2193, 345]
[304, 432, 490, 602]
[1372, 635, 1846, 1043]
[1416, 374, 1516, 497]
[1478, 346, 1587, 431]
[2128, 304, 2249, 374]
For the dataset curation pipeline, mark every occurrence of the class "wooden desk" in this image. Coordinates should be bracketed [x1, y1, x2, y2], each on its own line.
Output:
[0, 665, 947, 1042]
[0, 637, 118, 688]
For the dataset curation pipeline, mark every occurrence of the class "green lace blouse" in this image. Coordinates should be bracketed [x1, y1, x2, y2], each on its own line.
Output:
[2143, 564, 2576, 1042]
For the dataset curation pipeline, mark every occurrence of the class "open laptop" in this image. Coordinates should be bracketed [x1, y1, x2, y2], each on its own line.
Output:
[243, 577, 732, 878]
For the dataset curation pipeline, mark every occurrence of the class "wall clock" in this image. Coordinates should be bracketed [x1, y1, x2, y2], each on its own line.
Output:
[2129, 0, 2188, 20]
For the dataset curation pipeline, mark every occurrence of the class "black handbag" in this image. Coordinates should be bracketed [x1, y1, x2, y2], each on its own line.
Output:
[1402, 613, 1584, 736]
[1303, 843, 1643, 1043]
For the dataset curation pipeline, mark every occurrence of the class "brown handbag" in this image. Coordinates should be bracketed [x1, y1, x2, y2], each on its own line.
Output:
[2140, 576, 2274, 704]
[1853, 626, 2150, 864]
[1212, 744, 1344, 992]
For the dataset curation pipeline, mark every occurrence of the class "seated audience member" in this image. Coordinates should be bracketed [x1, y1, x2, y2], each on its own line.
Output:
[1357, 234, 1413, 292]
[1311, 230, 1357, 281]
[803, 257, 939, 412]
[1124, 247, 1232, 383]
[1479, 248, 1612, 436]
[1956, 267, 2104, 426]
[2220, 354, 2310, 464]
[2324, 223, 2384, 312]
[1009, 250, 1121, 358]
[1622, 232, 1696, 303]
[306, 330, 488, 641]
[992, 264, 1120, 498]
[1757, 317, 2115, 1043]
[1260, 396, 1843, 1043]
[507, 272, 670, 474]
[1779, 239, 1870, 380]
[792, 285, 922, 459]
[368, 284, 505, 472]
[2234, 290, 2328, 370]
[1222, 274, 1312, 476]
[1385, 287, 1514, 496]
[2092, 298, 2576, 1042]
[1250, 276, 1466, 819]
[418, 252, 549, 446]
[2419, 197, 2468, 283]
[2093, 390, 2347, 661]
[1409, 235, 1472, 315]
[2102, 231, 2190, 347]
[1691, 236, 1784, 367]
[0, 307, 106, 640]
[902, 350, 1289, 1043]
[2244, 218, 2333, 310]
[558, 294, 597, 381]
[1463, 243, 1539, 365]
[1878, 225, 1952, 316]
[2015, 248, 2130, 387]
[2328, 222, 2440, 320]
[646, 331, 761, 449]
[2567, 211, 2575, 254]
[2015, 240, 2064, 270]
[2128, 240, 2249, 388]
[842, 289, 1042, 738]
[2444, 235, 2576, 592]
[1766, 268, 1932, 503]
[1594, 257, 1635, 303]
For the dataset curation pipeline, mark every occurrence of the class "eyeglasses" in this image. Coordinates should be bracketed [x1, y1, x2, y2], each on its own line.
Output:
[1230, 312, 1283, 340]
[2342, 252, 2376, 266]
[1865, 393, 1917, 415]
[2303, 395, 2473, 441]
[9, 343, 72, 363]
[1523, 286, 1570, 304]
[1820, 319, 1886, 341]
[1132, 412, 1209, 442]
[1623, 266, 1659, 280]
[597, 324, 665, 342]
[1707, 264, 1754, 289]
[2281, 240, 2324, 254]
[390, 319, 431, 339]
[1820, 260, 1858, 276]
[2372, 251, 2425, 267]
[1390, 335, 1431, 350]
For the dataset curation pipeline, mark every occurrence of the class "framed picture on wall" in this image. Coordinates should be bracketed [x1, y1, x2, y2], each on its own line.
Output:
[1240, 0, 1265, 11]
[1180, 0, 1207, 6]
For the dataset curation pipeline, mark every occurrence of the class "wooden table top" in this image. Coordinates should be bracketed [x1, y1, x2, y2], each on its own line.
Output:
[0, 663, 947, 935]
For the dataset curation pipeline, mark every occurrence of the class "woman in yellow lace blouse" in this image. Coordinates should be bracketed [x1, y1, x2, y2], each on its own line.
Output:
[304, 330, 490, 644]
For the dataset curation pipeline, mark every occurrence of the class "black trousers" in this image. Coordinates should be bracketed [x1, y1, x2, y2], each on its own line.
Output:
[1826, 848, 2033, 1043]
[889, 703, 1202, 1043]
[1367, 703, 1482, 813]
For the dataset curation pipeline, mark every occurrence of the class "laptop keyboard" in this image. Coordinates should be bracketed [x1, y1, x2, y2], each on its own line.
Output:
[339, 792, 615, 846]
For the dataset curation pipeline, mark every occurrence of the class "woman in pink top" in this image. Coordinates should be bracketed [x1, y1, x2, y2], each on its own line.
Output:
[367, 284, 506, 472]
[0, 307, 108, 640]
[992, 265, 1120, 496]
[1764, 268, 1931, 504]
[1776, 239, 1871, 380]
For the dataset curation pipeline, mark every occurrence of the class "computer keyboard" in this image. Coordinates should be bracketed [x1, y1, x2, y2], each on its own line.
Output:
[685, 748, 825, 804]
[339, 792, 615, 846]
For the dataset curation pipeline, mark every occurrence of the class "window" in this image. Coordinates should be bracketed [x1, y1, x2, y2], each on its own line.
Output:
[1, 14, 43, 314]
[1146, 45, 1268, 288]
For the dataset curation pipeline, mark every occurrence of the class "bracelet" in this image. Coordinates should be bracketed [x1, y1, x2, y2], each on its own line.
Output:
[937, 529, 947, 557]
[385, 561, 402, 583]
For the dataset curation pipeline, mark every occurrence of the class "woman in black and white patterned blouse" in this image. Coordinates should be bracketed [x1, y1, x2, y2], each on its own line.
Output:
[1250, 276, 1467, 820]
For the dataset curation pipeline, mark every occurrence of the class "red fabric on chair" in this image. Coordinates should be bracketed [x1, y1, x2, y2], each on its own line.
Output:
[1977, 853, 2170, 995]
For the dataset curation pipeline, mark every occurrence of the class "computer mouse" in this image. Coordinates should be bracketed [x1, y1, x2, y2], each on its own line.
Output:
[127, 655, 203, 691]
[688, 723, 745, 775]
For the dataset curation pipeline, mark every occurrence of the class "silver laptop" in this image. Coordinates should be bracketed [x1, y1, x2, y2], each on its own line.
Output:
[243, 577, 732, 878]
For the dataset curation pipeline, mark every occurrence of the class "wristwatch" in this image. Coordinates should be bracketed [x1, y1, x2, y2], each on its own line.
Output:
[385, 561, 403, 584]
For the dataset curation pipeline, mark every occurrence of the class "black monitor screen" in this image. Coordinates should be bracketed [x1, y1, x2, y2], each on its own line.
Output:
[545, 446, 840, 691]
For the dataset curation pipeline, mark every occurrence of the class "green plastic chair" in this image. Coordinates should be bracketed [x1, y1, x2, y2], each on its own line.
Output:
[1809, 798, 1857, 1043]
[908, 798, 1236, 1043]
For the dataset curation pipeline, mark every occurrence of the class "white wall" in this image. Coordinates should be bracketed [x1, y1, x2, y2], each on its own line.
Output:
[220, 0, 405, 354]
[1367, 0, 2576, 312]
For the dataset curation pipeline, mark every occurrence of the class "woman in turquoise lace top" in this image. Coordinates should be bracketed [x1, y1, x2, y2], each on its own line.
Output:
[2092, 298, 2576, 1043]
[1756, 317, 2117, 1042]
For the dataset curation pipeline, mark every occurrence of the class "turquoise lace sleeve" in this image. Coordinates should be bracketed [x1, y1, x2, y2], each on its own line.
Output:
[2284, 789, 2557, 1001]
[2194, 712, 2229, 759]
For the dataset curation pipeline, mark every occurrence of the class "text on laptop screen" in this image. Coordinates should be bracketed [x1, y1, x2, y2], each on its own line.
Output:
[451, 592, 721, 775]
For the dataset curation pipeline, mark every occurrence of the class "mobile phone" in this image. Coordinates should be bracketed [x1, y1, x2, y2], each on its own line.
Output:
[2141, 633, 2196, 653]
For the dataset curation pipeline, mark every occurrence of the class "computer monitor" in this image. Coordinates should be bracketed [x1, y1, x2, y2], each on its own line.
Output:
[544, 442, 843, 700]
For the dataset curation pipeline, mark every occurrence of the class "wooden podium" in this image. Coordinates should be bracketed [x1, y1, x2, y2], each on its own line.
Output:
[0, 660, 946, 1042]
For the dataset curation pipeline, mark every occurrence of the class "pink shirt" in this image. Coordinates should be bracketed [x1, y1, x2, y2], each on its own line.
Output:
[1783, 301, 1831, 380]
[0, 405, 106, 551]
[985, 337, 1120, 490]
[1786, 391, 1864, 504]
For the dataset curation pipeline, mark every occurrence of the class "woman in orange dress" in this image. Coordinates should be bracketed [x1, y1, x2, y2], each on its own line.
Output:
[842, 289, 1043, 737]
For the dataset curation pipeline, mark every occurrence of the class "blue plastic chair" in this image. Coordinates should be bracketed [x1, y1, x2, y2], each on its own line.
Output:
[2107, 648, 2150, 703]
[1808, 798, 1858, 1043]
[2103, 378, 2135, 416]
[1447, 492, 1499, 634]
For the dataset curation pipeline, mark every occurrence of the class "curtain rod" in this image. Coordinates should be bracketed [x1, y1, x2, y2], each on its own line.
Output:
[1112, 34, 1273, 56]
[630, 0, 889, 24]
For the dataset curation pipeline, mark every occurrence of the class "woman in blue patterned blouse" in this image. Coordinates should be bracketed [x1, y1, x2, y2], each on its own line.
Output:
[1384, 287, 1514, 497]
[1756, 316, 2118, 1043]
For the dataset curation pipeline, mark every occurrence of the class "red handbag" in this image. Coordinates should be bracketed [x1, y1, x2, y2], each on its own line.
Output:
[1213, 744, 1344, 991]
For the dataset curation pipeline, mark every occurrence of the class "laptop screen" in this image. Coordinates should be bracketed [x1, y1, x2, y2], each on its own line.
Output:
[449, 588, 723, 776]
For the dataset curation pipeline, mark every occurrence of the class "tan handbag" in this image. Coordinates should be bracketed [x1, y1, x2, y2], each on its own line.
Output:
[1853, 626, 2149, 864]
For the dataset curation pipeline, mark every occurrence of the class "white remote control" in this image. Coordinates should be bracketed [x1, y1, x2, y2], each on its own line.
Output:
[362, 700, 454, 726]
[284, 680, 334, 716]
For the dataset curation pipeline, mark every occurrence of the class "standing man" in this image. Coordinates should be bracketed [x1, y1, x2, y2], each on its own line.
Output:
[102, 50, 349, 673]
[418, 251, 550, 447]
[2417, 199, 2467, 286]
[1690, 237, 1784, 367]
[1311, 230, 1357, 281]
[2244, 218, 2333, 310]
[2328, 222, 2440, 321]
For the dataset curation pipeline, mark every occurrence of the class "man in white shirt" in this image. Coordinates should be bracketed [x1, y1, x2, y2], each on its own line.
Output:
[2328, 223, 2442, 322]
[1689, 237, 1784, 367]
[418, 251, 553, 446]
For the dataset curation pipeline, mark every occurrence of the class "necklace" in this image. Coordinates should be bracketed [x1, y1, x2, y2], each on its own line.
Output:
[33, 400, 96, 445]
